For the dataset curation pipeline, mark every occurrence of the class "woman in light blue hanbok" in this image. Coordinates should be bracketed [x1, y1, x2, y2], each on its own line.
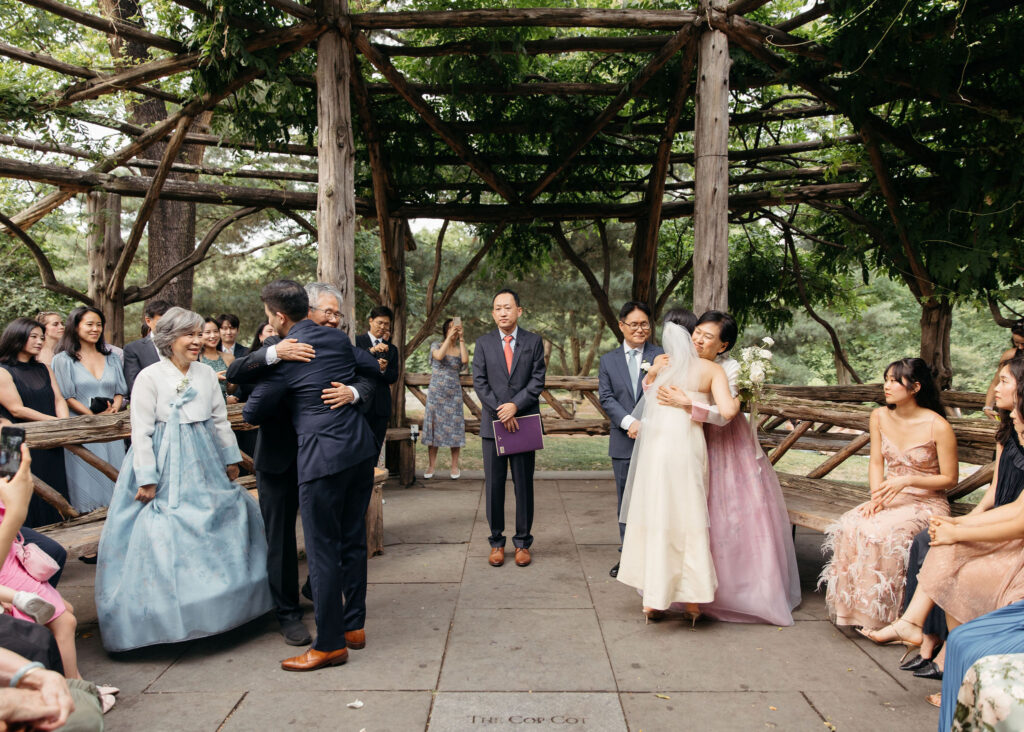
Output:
[52, 306, 127, 512]
[96, 307, 271, 652]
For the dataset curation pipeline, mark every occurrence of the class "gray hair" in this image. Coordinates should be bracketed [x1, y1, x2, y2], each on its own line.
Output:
[152, 306, 204, 358]
[305, 282, 342, 310]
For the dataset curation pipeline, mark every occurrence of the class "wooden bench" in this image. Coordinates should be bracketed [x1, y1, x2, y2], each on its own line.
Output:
[37, 468, 389, 558]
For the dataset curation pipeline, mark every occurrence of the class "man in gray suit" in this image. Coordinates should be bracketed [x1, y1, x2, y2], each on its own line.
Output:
[122, 300, 172, 393]
[472, 289, 546, 568]
[598, 301, 663, 578]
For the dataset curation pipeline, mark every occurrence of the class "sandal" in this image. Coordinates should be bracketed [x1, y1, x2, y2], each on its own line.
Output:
[857, 618, 923, 663]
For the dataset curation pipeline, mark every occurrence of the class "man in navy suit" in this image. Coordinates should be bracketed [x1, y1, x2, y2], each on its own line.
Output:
[354, 306, 399, 453]
[598, 301, 663, 578]
[243, 280, 380, 672]
[472, 289, 546, 568]
[227, 282, 375, 648]
[122, 299, 171, 393]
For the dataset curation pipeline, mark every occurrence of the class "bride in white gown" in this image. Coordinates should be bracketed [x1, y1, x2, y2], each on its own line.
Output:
[616, 319, 739, 621]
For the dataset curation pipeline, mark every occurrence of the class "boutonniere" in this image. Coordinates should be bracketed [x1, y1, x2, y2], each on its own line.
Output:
[640, 360, 651, 373]
[175, 377, 191, 395]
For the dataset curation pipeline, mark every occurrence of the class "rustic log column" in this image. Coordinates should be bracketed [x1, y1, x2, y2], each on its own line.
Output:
[693, 0, 730, 313]
[316, 0, 358, 335]
[381, 218, 415, 485]
[86, 192, 125, 345]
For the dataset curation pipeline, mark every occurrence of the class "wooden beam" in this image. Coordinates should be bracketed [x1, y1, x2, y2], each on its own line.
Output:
[806, 431, 871, 479]
[526, 24, 696, 201]
[693, 0, 731, 313]
[108, 115, 193, 300]
[726, 0, 775, 14]
[375, 34, 672, 58]
[350, 8, 699, 30]
[352, 30, 519, 204]
[65, 444, 120, 482]
[542, 389, 575, 420]
[948, 461, 995, 501]
[262, 0, 315, 21]
[19, 0, 184, 52]
[0, 212, 91, 303]
[777, 2, 831, 31]
[768, 420, 814, 464]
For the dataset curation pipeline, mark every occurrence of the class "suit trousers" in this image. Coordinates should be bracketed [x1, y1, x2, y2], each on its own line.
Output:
[482, 438, 535, 549]
[612, 457, 631, 544]
[367, 414, 388, 455]
[299, 459, 375, 651]
[256, 462, 301, 623]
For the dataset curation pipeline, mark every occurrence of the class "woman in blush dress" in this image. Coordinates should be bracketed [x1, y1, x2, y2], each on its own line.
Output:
[95, 307, 271, 652]
[860, 364, 1024, 675]
[820, 358, 957, 630]
[661, 311, 801, 626]
[0, 318, 71, 527]
[617, 319, 739, 622]
[34, 312, 64, 368]
[52, 306, 127, 513]
[422, 318, 469, 479]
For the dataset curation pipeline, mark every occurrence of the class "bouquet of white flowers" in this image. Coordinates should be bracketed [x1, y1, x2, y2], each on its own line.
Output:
[736, 337, 776, 416]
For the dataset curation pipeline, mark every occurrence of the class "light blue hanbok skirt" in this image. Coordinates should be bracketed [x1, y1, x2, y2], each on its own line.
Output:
[96, 419, 272, 652]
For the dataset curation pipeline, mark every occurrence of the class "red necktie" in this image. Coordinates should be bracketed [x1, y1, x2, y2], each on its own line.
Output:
[504, 335, 514, 374]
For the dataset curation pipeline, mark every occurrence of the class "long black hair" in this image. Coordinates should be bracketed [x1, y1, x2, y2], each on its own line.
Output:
[57, 306, 111, 360]
[884, 358, 945, 417]
[662, 308, 697, 333]
[996, 353, 1024, 445]
[248, 321, 272, 352]
[0, 318, 45, 365]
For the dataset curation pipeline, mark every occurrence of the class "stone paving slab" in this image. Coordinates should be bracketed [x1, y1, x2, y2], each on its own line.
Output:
[560, 490, 621, 545]
[368, 542, 469, 584]
[457, 550, 592, 610]
[428, 692, 627, 732]
[804, 687, 940, 732]
[381, 485, 481, 544]
[223, 690, 433, 731]
[438, 608, 616, 692]
[619, 690, 824, 731]
[106, 691, 244, 731]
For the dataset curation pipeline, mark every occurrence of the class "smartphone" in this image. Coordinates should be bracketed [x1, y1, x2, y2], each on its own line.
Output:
[0, 426, 26, 478]
[452, 316, 462, 329]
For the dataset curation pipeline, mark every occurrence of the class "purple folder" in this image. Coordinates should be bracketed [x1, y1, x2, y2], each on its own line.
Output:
[493, 414, 544, 456]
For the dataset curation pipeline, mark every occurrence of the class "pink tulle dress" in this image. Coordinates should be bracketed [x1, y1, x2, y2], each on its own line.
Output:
[0, 501, 66, 623]
[689, 358, 801, 626]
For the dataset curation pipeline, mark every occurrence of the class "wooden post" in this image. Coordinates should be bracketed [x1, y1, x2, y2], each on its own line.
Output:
[693, 0, 730, 313]
[86, 192, 125, 345]
[315, 0, 358, 335]
[382, 218, 415, 485]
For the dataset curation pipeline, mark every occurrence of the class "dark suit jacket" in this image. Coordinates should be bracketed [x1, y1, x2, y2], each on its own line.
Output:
[123, 337, 159, 393]
[598, 341, 664, 459]
[226, 342, 249, 359]
[243, 320, 379, 484]
[471, 327, 546, 440]
[226, 335, 376, 474]
[354, 333, 399, 419]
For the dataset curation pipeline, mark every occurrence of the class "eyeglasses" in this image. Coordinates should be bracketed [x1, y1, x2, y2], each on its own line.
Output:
[312, 307, 341, 319]
[621, 321, 651, 332]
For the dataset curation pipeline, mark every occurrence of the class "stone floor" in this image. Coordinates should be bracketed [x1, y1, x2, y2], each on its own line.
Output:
[60, 472, 943, 731]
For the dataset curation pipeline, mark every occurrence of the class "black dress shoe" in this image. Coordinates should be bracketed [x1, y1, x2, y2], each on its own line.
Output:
[609, 562, 619, 578]
[913, 661, 943, 680]
[899, 653, 930, 672]
[301, 578, 313, 601]
[280, 619, 312, 646]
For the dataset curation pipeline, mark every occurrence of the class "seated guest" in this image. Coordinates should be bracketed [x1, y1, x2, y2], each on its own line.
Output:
[0, 646, 105, 731]
[34, 312, 64, 368]
[0, 318, 72, 526]
[123, 299, 172, 393]
[900, 353, 1024, 679]
[0, 445, 81, 679]
[860, 366, 1024, 662]
[819, 358, 957, 629]
[217, 313, 248, 358]
[95, 307, 271, 652]
[423, 318, 468, 479]
[52, 306, 127, 513]
[983, 318, 1024, 419]
[200, 318, 238, 404]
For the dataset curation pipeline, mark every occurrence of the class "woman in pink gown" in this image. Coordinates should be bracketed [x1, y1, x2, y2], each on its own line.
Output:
[661, 311, 801, 625]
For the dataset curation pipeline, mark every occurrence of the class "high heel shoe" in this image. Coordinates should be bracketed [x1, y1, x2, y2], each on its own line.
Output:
[681, 603, 701, 628]
[643, 608, 666, 624]
[857, 619, 923, 663]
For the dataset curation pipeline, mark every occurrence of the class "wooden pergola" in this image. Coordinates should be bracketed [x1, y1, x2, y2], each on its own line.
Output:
[0, 0, 1006, 371]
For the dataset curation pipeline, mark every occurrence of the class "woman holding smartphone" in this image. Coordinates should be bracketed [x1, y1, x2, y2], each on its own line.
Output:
[422, 318, 469, 479]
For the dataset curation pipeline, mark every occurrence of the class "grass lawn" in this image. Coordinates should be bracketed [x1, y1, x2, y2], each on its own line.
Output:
[415, 433, 611, 473]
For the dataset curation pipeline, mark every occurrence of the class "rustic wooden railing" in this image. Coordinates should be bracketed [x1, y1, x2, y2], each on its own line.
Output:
[402, 375, 996, 530]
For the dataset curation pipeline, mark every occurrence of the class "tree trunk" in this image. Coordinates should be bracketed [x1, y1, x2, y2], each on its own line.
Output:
[381, 218, 408, 428]
[98, 0, 204, 308]
[692, 0, 730, 313]
[920, 297, 953, 388]
[86, 192, 125, 345]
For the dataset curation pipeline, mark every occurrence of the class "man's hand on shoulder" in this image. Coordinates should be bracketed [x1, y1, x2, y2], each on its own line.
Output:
[276, 339, 315, 362]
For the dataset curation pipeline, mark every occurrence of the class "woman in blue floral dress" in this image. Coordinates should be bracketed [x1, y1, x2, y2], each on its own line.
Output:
[422, 319, 468, 478]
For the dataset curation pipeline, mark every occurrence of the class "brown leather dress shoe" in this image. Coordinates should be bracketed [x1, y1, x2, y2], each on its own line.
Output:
[345, 629, 366, 650]
[515, 547, 531, 567]
[281, 647, 348, 672]
[489, 546, 505, 566]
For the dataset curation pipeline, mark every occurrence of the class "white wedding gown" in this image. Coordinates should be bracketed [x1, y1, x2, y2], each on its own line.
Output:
[616, 323, 717, 609]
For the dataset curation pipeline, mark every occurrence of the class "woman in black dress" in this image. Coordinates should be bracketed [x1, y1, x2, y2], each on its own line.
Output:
[0, 318, 71, 527]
